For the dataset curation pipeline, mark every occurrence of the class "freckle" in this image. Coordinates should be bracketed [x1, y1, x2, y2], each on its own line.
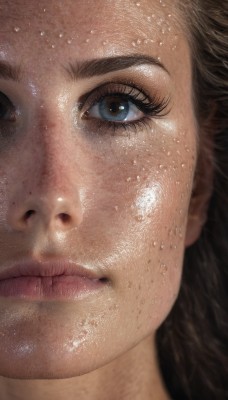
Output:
[135, 215, 144, 222]
[147, 259, 151, 264]
[85, 38, 90, 43]
[140, 298, 145, 305]
[13, 26, 20, 32]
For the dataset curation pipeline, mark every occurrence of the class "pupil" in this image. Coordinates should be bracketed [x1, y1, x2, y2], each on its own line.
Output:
[100, 96, 129, 121]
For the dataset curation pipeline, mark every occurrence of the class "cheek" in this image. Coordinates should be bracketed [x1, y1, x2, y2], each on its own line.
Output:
[82, 131, 196, 333]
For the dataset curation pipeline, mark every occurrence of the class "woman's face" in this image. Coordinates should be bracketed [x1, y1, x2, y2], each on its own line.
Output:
[0, 0, 197, 379]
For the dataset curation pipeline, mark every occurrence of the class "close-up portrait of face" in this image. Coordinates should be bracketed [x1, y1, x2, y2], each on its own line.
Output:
[0, 1, 227, 399]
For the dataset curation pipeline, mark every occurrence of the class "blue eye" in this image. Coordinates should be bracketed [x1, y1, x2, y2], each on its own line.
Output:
[87, 95, 143, 123]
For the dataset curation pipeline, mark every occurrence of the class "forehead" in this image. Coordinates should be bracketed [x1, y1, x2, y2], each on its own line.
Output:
[0, 0, 183, 55]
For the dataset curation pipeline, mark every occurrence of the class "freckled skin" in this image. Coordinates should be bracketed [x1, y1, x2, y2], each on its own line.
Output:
[0, 1, 199, 399]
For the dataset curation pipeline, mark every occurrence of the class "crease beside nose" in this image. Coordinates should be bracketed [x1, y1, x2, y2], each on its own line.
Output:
[8, 192, 83, 232]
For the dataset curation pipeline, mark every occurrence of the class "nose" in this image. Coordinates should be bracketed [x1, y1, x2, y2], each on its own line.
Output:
[8, 192, 83, 233]
[6, 116, 84, 234]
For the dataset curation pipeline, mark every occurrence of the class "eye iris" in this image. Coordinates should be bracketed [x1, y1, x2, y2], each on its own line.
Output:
[99, 96, 129, 121]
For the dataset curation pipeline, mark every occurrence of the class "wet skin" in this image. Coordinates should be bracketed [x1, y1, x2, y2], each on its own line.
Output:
[0, 0, 200, 398]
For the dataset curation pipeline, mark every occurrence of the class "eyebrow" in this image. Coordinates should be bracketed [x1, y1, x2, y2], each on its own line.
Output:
[0, 54, 169, 82]
[0, 61, 22, 81]
[64, 54, 170, 80]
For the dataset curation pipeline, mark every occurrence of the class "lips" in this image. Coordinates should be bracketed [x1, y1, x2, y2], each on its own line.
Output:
[0, 259, 108, 300]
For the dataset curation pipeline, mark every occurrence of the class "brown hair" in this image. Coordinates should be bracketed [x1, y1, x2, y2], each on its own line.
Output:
[156, 1, 228, 399]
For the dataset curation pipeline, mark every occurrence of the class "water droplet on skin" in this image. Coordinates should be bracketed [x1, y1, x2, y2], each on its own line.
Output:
[85, 38, 90, 43]
[13, 26, 20, 32]
[181, 163, 186, 168]
[43, 8, 46, 12]
[136, 2, 141, 6]
[136, 175, 140, 182]
[102, 40, 108, 46]
[67, 39, 72, 44]
[126, 177, 131, 182]
[59, 32, 64, 38]
[136, 38, 142, 45]
[90, 29, 95, 34]
[172, 45, 177, 51]
[143, 39, 149, 44]
[51, 44, 55, 49]
[168, 13, 172, 18]
[132, 160, 137, 165]
[160, 263, 168, 275]
[159, 41, 163, 46]
[132, 41, 136, 47]
[40, 31, 45, 37]
[147, 16, 151, 22]
[167, 151, 171, 156]
[114, 205, 119, 212]
[153, 241, 157, 247]
[160, 242, 165, 250]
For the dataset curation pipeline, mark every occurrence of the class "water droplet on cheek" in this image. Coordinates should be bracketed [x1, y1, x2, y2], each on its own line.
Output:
[59, 32, 64, 38]
[13, 26, 20, 32]
[40, 31, 45, 37]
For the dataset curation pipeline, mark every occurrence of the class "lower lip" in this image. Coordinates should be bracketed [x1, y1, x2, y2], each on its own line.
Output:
[0, 276, 106, 300]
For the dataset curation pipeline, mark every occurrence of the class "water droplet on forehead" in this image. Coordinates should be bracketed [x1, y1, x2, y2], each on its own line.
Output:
[114, 205, 119, 212]
[40, 31, 45, 37]
[13, 27, 20, 32]
[136, 175, 140, 182]
[136, 38, 142, 45]
[132, 41, 136, 47]
[132, 160, 137, 165]
[67, 39, 72, 44]
[59, 32, 64, 38]
[136, 1, 141, 6]
[90, 29, 95, 34]
[126, 177, 132, 182]
[51, 44, 55, 49]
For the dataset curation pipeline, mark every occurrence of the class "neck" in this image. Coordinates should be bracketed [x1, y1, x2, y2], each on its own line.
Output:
[0, 336, 170, 400]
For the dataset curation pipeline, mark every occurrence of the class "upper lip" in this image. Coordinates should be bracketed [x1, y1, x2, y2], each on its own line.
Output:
[0, 259, 102, 281]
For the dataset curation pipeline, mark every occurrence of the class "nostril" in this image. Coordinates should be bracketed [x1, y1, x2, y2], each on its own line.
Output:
[24, 210, 36, 220]
[58, 213, 71, 223]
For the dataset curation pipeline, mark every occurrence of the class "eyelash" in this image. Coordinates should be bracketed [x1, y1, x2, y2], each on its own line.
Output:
[79, 82, 170, 135]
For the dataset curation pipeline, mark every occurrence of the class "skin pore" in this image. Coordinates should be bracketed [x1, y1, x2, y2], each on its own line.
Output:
[0, 0, 201, 399]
